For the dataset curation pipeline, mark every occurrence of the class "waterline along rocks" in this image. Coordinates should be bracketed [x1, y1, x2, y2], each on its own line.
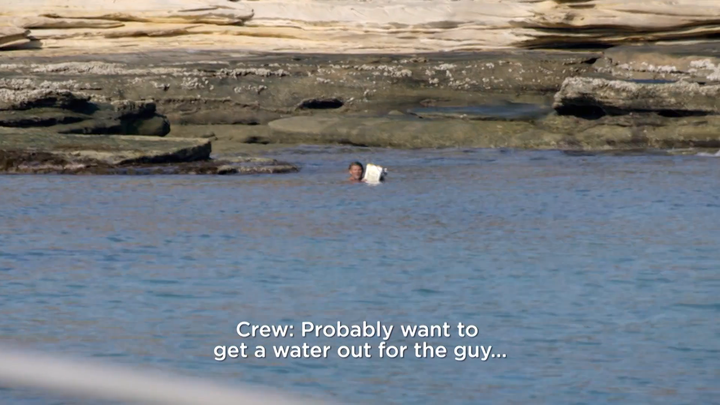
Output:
[0, 132, 299, 175]
[2, 2, 720, 160]
[2, 43, 720, 154]
[0, 87, 298, 174]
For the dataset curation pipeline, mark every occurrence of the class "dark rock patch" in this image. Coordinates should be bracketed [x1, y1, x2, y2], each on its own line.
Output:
[296, 97, 344, 110]
[0, 89, 170, 136]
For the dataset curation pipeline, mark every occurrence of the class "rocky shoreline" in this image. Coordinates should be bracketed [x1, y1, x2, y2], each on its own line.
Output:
[0, 87, 298, 174]
[1, 42, 720, 174]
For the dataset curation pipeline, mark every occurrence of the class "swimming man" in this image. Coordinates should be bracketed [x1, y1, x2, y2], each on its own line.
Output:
[347, 161, 364, 183]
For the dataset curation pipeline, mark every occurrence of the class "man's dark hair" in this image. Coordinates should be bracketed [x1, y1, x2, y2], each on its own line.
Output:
[348, 161, 363, 170]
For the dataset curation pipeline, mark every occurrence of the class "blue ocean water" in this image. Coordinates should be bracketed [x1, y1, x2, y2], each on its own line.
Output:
[1, 147, 719, 404]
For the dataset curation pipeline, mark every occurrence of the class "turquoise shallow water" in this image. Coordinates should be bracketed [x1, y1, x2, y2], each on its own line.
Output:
[1, 148, 719, 404]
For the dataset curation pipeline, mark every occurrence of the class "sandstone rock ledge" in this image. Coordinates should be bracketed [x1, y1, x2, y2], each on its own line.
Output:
[2, 0, 720, 54]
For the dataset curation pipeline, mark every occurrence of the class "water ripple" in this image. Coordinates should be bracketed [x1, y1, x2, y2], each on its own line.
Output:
[0, 149, 719, 404]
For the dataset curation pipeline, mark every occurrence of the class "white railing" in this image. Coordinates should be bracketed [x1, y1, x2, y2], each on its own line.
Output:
[0, 344, 334, 405]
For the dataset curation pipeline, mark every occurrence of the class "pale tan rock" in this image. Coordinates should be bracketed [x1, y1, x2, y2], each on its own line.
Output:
[1, 1, 719, 54]
[0, 27, 30, 50]
[102, 26, 198, 38]
[516, 0, 720, 47]
[0, 38, 32, 50]
[13, 17, 124, 29]
[0, 0, 533, 54]
[5, 0, 254, 25]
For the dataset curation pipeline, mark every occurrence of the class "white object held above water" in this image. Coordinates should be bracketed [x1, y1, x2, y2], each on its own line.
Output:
[362, 163, 387, 184]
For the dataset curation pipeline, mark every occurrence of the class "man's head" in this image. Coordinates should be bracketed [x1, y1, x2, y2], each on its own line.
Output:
[348, 161, 363, 181]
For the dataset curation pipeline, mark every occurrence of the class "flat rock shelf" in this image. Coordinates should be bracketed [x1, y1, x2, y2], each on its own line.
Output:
[0, 133, 298, 175]
[3, 41, 720, 162]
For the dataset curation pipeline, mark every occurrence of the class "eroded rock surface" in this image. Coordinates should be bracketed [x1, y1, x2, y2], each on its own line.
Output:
[0, 88, 170, 136]
[1, 1, 720, 54]
[0, 52, 596, 129]
[553, 77, 720, 117]
[0, 132, 298, 174]
[0, 27, 30, 50]
[0, 83, 301, 174]
[0, 132, 210, 165]
[593, 43, 720, 83]
[3, 33, 720, 154]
